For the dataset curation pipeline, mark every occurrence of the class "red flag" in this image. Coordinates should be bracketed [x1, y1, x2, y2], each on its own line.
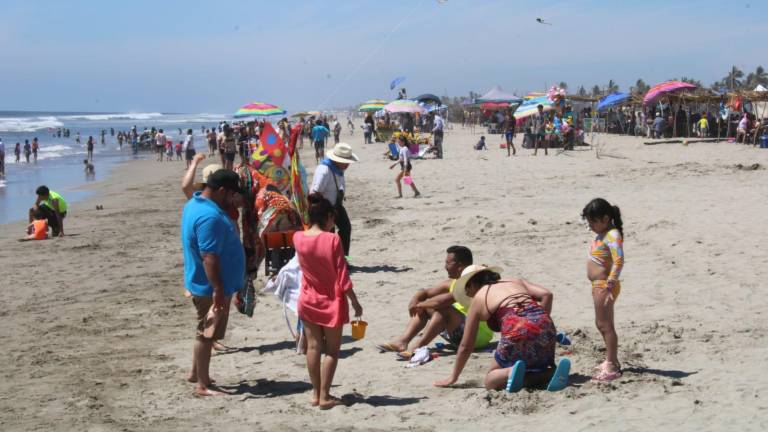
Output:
[258, 122, 287, 167]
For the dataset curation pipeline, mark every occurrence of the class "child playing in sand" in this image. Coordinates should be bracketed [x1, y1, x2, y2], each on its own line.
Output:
[21, 211, 49, 241]
[293, 193, 363, 410]
[474, 136, 487, 150]
[582, 198, 624, 382]
[389, 135, 421, 198]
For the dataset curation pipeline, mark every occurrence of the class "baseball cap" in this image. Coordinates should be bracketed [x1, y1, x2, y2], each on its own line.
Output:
[205, 169, 244, 194]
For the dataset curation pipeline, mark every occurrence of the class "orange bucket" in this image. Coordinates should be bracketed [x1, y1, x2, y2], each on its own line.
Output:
[351, 318, 367, 340]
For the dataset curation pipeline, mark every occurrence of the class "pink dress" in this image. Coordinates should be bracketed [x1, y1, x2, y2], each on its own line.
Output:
[293, 231, 352, 327]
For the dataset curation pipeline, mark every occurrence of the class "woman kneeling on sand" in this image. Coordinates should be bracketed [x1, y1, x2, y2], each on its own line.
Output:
[434, 266, 569, 392]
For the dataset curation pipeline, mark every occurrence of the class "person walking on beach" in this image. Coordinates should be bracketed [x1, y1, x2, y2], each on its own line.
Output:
[183, 129, 196, 168]
[32, 137, 39, 163]
[206, 129, 216, 157]
[117, 132, 124, 150]
[181, 169, 245, 397]
[23, 140, 31, 163]
[30, 185, 67, 237]
[221, 124, 238, 171]
[311, 143, 358, 257]
[533, 105, 548, 156]
[332, 118, 342, 144]
[582, 198, 624, 382]
[155, 129, 166, 161]
[311, 120, 330, 164]
[376, 246, 494, 355]
[432, 112, 445, 159]
[504, 113, 517, 156]
[0, 137, 6, 177]
[75, 132, 81, 145]
[86, 136, 95, 161]
[293, 193, 363, 410]
[389, 135, 421, 198]
[100, 129, 106, 145]
[14, 142, 21, 163]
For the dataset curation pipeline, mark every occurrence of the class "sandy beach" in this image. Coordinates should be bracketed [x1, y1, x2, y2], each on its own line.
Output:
[1, 126, 767, 431]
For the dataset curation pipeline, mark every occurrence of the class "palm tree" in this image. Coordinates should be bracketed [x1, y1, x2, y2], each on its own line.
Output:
[558, 81, 568, 90]
[723, 66, 745, 90]
[677, 77, 703, 87]
[745, 66, 768, 88]
[577, 85, 587, 97]
[591, 85, 602, 97]
[633, 79, 650, 95]
[606, 80, 619, 93]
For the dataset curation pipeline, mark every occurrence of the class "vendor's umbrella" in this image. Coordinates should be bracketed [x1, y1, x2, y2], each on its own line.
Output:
[235, 102, 286, 118]
[415, 93, 442, 104]
[290, 112, 312, 118]
[359, 99, 387, 112]
[512, 96, 554, 120]
[597, 92, 630, 112]
[643, 81, 697, 105]
[383, 99, 426, 114]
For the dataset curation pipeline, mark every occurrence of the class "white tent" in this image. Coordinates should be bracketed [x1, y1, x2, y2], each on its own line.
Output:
[476, 85, 523, 103]
[753, 85, 767, 120]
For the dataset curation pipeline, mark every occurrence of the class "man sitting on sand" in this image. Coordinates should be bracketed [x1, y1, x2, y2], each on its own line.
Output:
[29, 185, 67, 237]
[376, 245, 493, 355]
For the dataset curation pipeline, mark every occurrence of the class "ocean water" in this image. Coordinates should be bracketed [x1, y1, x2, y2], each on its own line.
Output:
[0, 111, 229, 225]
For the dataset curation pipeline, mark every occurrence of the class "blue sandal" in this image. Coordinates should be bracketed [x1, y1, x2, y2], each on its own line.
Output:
[506, 360, 526, 393]
[546, 358, 571, 391]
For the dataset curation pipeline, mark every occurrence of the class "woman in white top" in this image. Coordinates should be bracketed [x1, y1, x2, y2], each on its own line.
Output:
[389, 135, 421, 198]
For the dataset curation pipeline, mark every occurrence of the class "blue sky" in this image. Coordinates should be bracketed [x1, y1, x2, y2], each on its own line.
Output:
[1, 0, 766, 113]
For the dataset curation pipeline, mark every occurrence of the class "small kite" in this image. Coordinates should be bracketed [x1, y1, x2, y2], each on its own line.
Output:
[536, 18, 552, 25]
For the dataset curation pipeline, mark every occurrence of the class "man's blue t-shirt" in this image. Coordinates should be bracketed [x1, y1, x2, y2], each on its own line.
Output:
[181, 192, 245, 297]
[311, 125, 330, 142]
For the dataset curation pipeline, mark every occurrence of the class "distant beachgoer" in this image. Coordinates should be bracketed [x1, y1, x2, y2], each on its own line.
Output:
[14, 142, 21, 163]
[184, 129, 196, 168]
[433, 265, 558, 390]
[504, 113, 517, 156]
[698, 115, 709, 138]
[75, 132, 81, 145]
[346, 116, 354, 135]
[390, 135, 421, 198]
[22, 210, 49, 241]
[311, 143, 357, 257]
[175, 141, 183, 161]
[110, 127, 114, 136]
[293, 192, 363, 410]
[156, 129, 166, 161]
[332, 119, 342, 144]
[84, 159, 95, 177]
[87, 136, 95, 161]
[30, 185, 67, 237]
[582, 198, 625, 382]
[376, 246, 494, 355]
[736, 113, 749, 143]
[117, 132, 124, 150]
[221, 125, 237, 171]
[0, 137, 5, 177]
[311, 120, 331, 164]
[23, 140, 31, 163]
[533, 105, 548, 156]
[165, 140, 174, 161]
[362, 122, 372, 144]
[100, 129, 106, 145]
[181, 169, 245, 397]
[652, 114, 665, 139]
[432, 113, 445, 158]
[206, 129, 216, 156]
[474, 136, 487, 150]
[32, 137, 39, 163]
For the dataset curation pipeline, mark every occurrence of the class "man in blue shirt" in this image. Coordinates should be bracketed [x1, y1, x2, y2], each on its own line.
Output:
[311, 119, 330, 164]
[181, 169, 245, 396]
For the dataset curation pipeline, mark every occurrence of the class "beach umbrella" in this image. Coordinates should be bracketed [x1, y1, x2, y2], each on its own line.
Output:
[383, 99, 426, 114]
[597, 92, 631, 112]
[643, 81, 697, 105]
[477, 85, 523, 104]
[419, 102, 448, 113]
[480, 101, 513, 111]
[290, 112, 312, 118]
[512, 96, 554, 120]
[390, 76, 407, 90]
[415, 93, 442, 104]
[358, 99, 387, 112]
[235, 102, 286, 118]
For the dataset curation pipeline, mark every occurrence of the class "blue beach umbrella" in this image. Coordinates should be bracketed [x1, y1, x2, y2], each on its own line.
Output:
[390, 76, 407, 90]
[597, 92, 630, 112]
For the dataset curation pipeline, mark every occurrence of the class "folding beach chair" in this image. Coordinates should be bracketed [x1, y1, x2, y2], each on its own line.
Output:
[262, 230, 298, 276]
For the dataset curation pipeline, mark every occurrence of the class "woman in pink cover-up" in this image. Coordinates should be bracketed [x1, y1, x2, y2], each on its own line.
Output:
[293, 193, 363, 410]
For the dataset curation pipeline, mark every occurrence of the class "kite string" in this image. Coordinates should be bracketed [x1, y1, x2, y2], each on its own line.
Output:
[318, 0, 426, 109]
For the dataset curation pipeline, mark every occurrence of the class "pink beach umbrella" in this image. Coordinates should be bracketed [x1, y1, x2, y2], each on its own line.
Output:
[643, 81, 697, 105]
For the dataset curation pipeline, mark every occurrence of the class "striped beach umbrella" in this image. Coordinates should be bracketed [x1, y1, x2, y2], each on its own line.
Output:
[643, 81, 697, 105]
[358, 99, 388, 112]
[383, 99, 426, 114]
[234, 102, 286, 118]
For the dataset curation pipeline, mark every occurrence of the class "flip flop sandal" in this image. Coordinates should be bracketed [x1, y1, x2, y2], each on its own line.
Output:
[546, 358, 571, 392]
[505, 360, 526, 393]
[396, 351, 413, 361]
[374, 342, 402, 353]
[591, 369, 622, 383]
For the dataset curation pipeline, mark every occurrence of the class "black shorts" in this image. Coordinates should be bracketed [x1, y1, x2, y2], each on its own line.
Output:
[225, 152, 236, 162]
[185, 149, 196, 161]
[313, 140, 324, 150]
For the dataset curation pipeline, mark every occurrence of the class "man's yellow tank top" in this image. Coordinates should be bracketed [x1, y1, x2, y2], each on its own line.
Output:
[449, 280, 494, 348]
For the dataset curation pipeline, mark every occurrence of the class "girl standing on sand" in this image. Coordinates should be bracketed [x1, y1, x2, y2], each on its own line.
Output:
[582, 198, 624, 382]
[389, 135, 421, 198]
[293, 193, 363, 410]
